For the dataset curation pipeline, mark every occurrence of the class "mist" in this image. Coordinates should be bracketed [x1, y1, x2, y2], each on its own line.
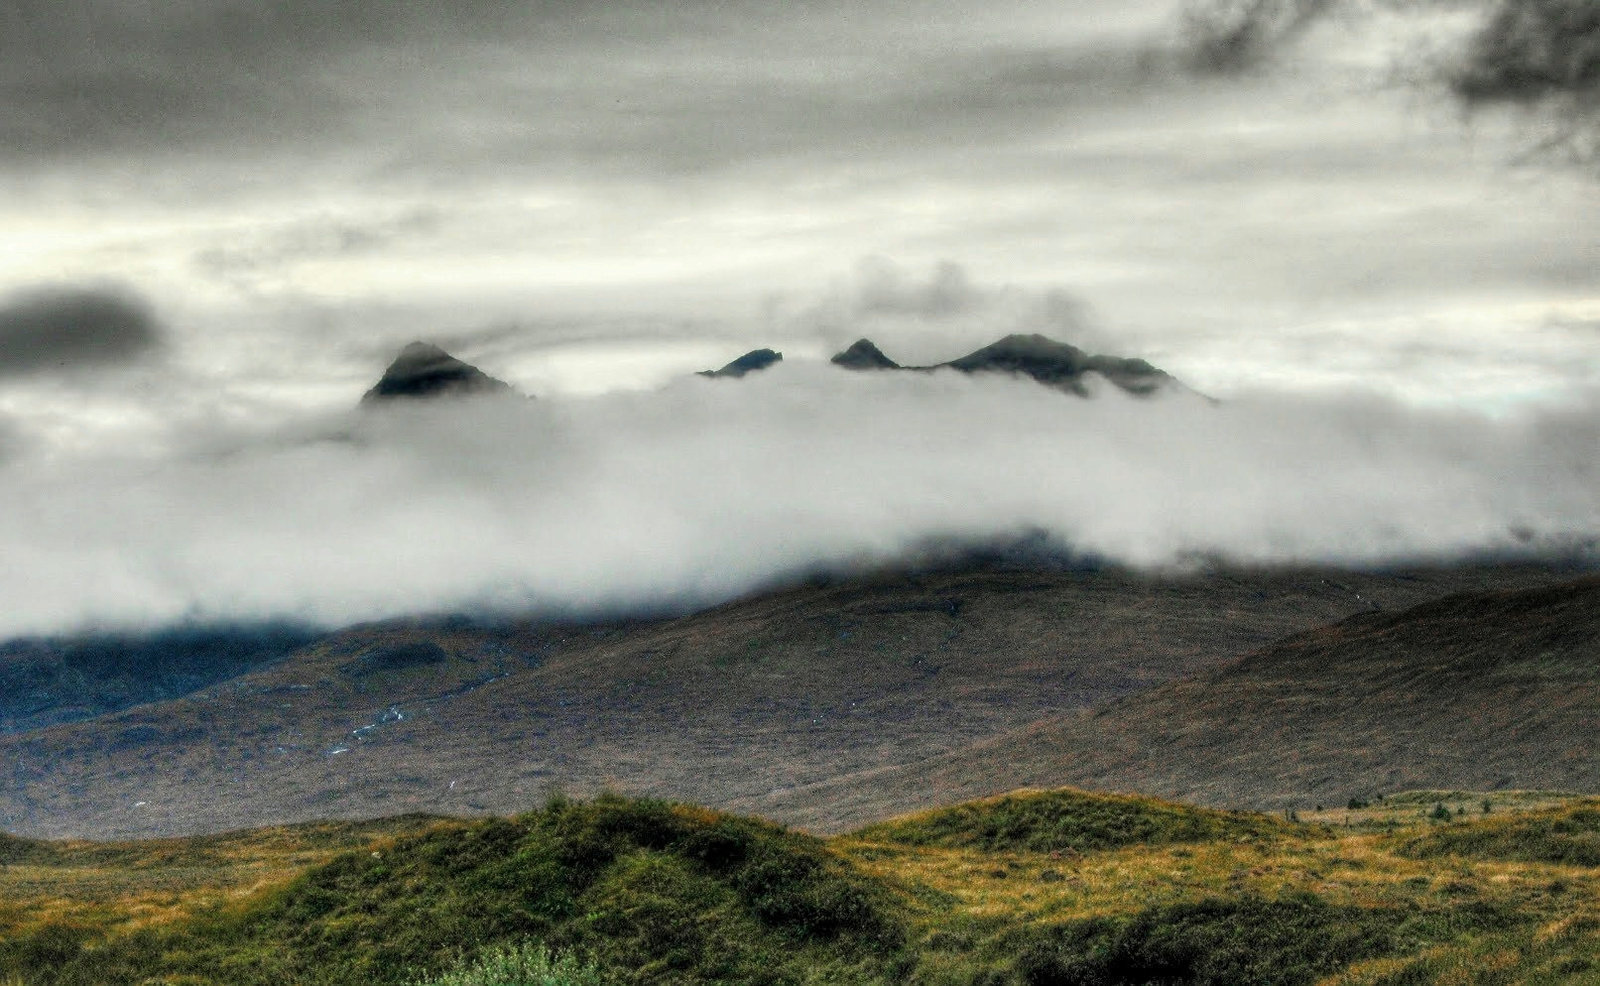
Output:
[1, 364, 1594, 639]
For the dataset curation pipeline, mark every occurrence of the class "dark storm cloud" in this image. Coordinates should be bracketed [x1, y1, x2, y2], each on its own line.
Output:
[1452, 0, 1600, 103]
[1177, 0, 1598, 105]
[1178, 0, 1337, 74]
[0, 286, 163, 378]
[1167, 0, 1600, 165]
[1450, 0, 1600, 160]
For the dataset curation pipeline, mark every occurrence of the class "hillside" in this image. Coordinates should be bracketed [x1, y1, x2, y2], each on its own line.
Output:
[0, 623, 321, 734]
[0, 562, 1575, 840]
[748, 574, 1600, 831]
[6, 787, 1600, 985]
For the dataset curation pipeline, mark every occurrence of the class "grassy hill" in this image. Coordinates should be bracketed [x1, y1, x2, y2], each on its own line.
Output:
[0, 563, 1572, 841]
[4, 788, 1599, 985]
[746, 574, 1600, 831]
[852, 787, 1296, 854]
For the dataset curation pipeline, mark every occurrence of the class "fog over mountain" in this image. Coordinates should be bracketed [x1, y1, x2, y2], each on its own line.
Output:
[0, 0, 1595, 637]
[0, 361, 1593, 639]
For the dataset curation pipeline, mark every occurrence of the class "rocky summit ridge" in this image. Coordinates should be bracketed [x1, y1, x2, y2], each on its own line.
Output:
[698, 348, 784, 378]
[706, 333, 1179, 396]
[360, 342, 515, 404]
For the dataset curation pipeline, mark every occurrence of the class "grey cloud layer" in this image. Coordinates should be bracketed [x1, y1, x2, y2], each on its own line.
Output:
[0, 286, 163, 377]
[0, 368, 1594, 638]
[0, 0, 569, 160]
[0, 0, 1173, 179]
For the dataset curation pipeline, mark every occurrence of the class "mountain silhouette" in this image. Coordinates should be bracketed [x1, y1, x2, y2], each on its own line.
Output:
[830, 338, 901, 370]
[943, 334, 1173, 396]
[699, 348, 783, 378]
[360, 342, 515, 403]
[829, 333, 1176, 396]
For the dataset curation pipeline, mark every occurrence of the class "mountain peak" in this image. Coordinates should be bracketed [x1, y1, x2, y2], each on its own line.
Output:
[360, 341, 515, 404]
[946, 333, 1089, 372]
[944, 334, 1172, 397]
[831, 338, 900, 370]
[699, 348, 783, 379]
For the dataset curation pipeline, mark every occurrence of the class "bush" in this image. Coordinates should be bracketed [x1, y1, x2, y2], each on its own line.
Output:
[411, 942, 606, 986]
[1015, 893, 1399, 986]
[853, 788, 1294, 855]
[1400, 801, 1600, 866]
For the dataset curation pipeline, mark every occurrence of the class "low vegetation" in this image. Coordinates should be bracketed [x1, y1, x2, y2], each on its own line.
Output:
[852, 787, 1298, 854]
[1397, 798, 1600, 867]
[409, 942, 607, 986]
[3, 788, 1600, 985]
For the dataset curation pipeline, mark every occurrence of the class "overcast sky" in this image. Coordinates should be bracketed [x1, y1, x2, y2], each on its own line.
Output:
[0, 0, 1596, 634]
[2, 0, 1596, 430]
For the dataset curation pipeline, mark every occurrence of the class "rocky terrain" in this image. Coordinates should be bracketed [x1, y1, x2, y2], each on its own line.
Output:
[702, 333, 1180, 395]
[361, 341, 516, 402]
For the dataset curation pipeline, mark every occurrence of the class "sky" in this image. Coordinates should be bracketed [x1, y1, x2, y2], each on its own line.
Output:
[0, 0, 1596, 635]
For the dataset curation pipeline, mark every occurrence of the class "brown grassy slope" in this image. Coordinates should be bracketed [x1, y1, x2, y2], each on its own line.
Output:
[745, 575, 1600, 831]
[0, 564, 1576, 840]
[0, 815, 441, 942]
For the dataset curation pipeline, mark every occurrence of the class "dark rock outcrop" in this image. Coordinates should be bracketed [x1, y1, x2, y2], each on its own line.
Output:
[699, 348, 783, 379]
[830, 338, 901, 370]
[361, 342, 515, 403]
[827, 333, 1176, 397]
[942, 334, 1172, 396]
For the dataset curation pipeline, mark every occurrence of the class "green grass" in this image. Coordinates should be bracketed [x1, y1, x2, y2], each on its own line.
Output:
[4, 788, 1600, 986]
[1396, 799, 1600, 867]
[4, 794, 904, 986]
[849, 786, 1298, 854]
[410, 942, 607, 986]
[1012, 892, 1403, 986]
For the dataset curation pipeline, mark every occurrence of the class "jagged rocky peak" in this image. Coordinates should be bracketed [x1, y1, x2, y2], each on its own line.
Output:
[361, 341, 516, 404]
[944, 333, 1173, 397]
[699, 348, 783, 379]
[830, 338, 900, 370]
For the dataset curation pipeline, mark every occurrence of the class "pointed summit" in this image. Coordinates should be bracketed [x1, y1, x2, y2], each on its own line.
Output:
[360, 342, 515, 404]
[699, 348, 782, 379]
[943, 334, 1172, 397]
[830, 338, 900, 370]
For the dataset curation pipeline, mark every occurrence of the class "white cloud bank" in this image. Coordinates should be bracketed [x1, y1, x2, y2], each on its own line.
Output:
[0, 364, 1595, 638]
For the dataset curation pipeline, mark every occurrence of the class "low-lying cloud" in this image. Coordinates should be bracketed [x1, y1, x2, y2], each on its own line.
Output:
[0, 365, 1594, 639]
[0, 286, 163, 378]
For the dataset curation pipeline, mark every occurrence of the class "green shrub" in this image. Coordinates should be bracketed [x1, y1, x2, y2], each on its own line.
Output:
[1014, 893, 1399, 986]
[852, 787, 1296, 854]
[1400, 802, 1600, 866]
[12, 794, 904, 986]
[410, 942, 605, 986]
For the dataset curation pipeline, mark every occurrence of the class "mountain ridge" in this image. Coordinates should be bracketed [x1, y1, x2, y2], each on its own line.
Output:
[820, 333, 1181, 396]
[360, 341, 516, 403]
[0, 562, 1579, 841]
[738, 573, 1600, 831]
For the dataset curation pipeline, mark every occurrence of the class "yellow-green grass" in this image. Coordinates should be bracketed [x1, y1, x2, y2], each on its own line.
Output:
[4, 789, 1600, 985]
[0, 815, 442, 938]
